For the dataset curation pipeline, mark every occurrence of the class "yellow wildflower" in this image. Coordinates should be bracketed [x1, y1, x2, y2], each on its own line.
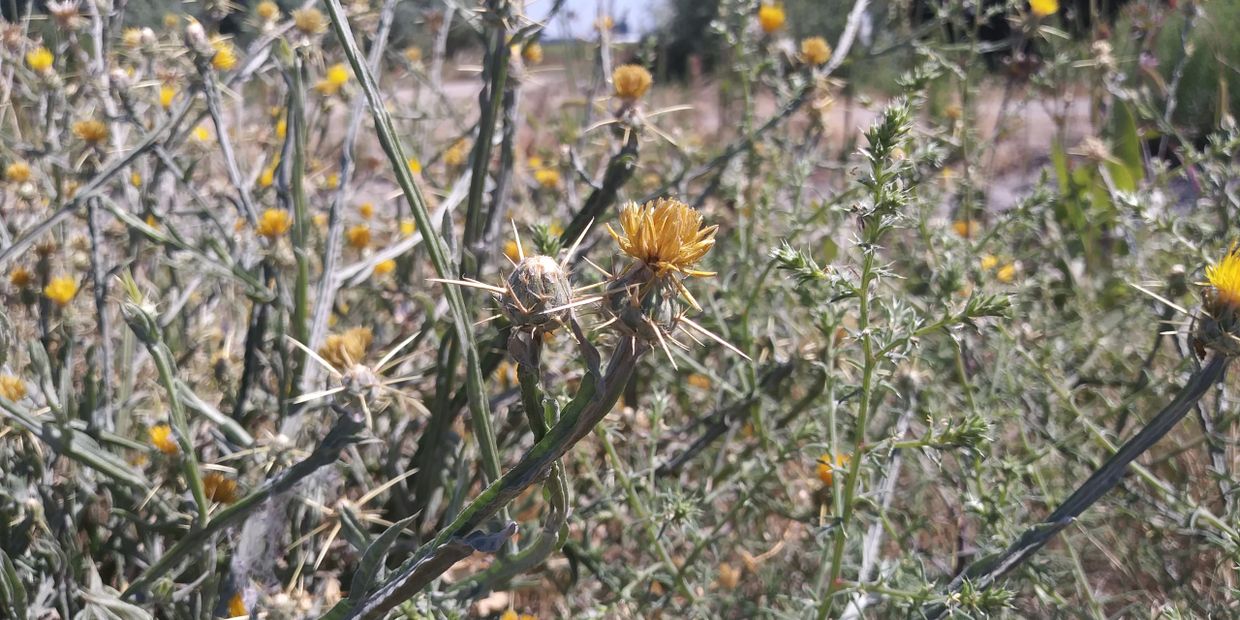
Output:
[374, 258, 396, 276]
[613, 64, 652, 101]
[44, 276, 77, 307]
[203, 472, 239, 504]
[293, 7, 327, 35]
[952, 220, 977, 238]
[1030, 0, 1058, 18]
[607, 198, 718, 278]
[5, 161, 31, 183]
[399, 219, 416, 236]
[717, 562, 741, 590]
[159, 84, 176, 109]
[211, 38, 237, 71]
[687, 374, 712, 389]
[503, 239, 523, 263]
[522, 42, 543, 64]
[257, 209, 292, 238]
[192, 125, 211, 142]
[358, 202, 374, 219]
[996, 263, 1017, 283]
[444, 140, 467, 168]
[259, 166, 276, 188]
[758, 4, 786, 34]
[1206, 244, 1240, 308]
[534, 167, 560, 189]
[816, 452, 850, 486]
[149, 424, 179, 455]
[404, 46, 423, 63]
[228, 594, 246, 617]
[131, 171, 142, 187]
[0, 375, 27, 402]
[345, 224, 371, 249]
[315, 63, 350, 96]
[800, 36, 831, 66]
[407, 157, 422, 173]
[26, 46, 53, 72]
[980, 254, 999, 271]
[276, 117, 288, 140]
[500, 611, 518, 620]
[122, 28, 143, 48]
[256, 0, 279, 20]
[323, 173, 339, 190]
[73, 119, 109, 144]
[318, 326, 373, 368]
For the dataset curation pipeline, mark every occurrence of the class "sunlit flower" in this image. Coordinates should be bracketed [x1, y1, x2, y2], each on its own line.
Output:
[1030, 0, 1058, 18]
[228, 593, 246, 617]
[503, 239, 524, 262]
[256, 0, 279, 21]
[800, 36, 831, 66]
[816, 452, 850, 486]
[404, 46, 423, 63]
[1205, 244, 1240, 308]
[980, 254, 999, 271]
[131, 171, 142, 187]
[358, 202, 374, 219]
[399, 219, 416, 236]
[534, 167, 560, 189]
[758, 4, 786, 34]
[522, 41, 543, 64]
[318, 326, 372, 369]
[613, 64, 652, 101]
[374, 258, 396, 276]
[315, 63, 350, 95]
[211, 38, 237, 71]
[608, 198, 718, 278]
[203, 472, 239, 504]
[5, 161, 31, 183]
[407, 157, 422, 173]
[192, 125, 211, 142]
[443, 140, 468, 168]
[149, 424, 179, 455]
[73, 119, 109, 144]
[952, 220, 978, 238]
[293, 7, 327, 35]
[44, 276, 77, 307]
[122, 28, 143, 48]
[259, 166, 276, 188]
[257, 209, 292, 238]
[0, 375, 27, 402]
[159, 84, 176, 110]
[276, 117, 288, 140]
[323, 173, 339, 190]
[346, 224, 371, 249]
[26, 46, 54, 72]
[996, 263, 1017, 283]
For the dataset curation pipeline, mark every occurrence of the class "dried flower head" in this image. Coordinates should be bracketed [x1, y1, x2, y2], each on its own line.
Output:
[256, 0, 280, 20]
[46, 0, 82, 30]
[9, 266, 34, 289]
[318, 327, 373, 369]
[293, 7, 327, 35]
[149, 424, 179, 455]
[0, 375, 27, 402]
[44, 276, 78, 307]
[5, 161, 31, 183]
[257, 208, 292, 238]
[608, 198, 717, 279]
[613, 64, 652, 101]
[26, 46, 53, 72]
[203, 472, 239, 504]
[800, 36, 831, 66]
[73, 119, 109, 144]
[758, 4, 786, 34]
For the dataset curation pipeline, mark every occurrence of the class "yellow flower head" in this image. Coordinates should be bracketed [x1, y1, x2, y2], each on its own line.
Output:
[399, 219, 416, 236]
[980, 254, 999, 271]
[800, 36, 831, 66]
[607, 198, 718, 278]
[131, 171, 142, 187]
[257, 209, 292, 238]
[404, 46, 423, 63]
[0, 375, 27, 402]
[758, 4, 786, 34]
[318, 326, 373, 368]
[534, 167, 560, 189]
[1030, 0, 1059, 18]
[407, 157, 422, 173]
[256, 0, 280, 20]
[444, 140, 468, 168]
[503, 239, 525, 263]
[325, 63, 350, 86]
[952, 219, 978, 238]
[323, 173, 339, 190]
[73, 119, 109, 144]
[293, 7, 327, 35]
[9, 266, 34, 288]
[5, 161, 32, 183]
[1205, 244, 1240, 309]
[346, 224, 371, 249]
[228, 594, 247, 617]
[44, 276, 77, 307]
[211, 38, 237, 71]
[149, 424, 179, 455]
[358, 202, 374, 219]
[717, 562, 741, 590]
[522, 41, 543, 64]
[996, 263, 1017, 284]
[816, 452, 850, 486]
[259, 166, 276, 188]
[192, 125, 211, 142]
[374, 258, 396, 276]
[159, 84, 176, 110]
[203, 472, 239, 504]
[613, 64, 652, 101]
[122, 28, 143, 48]
[26, 46, 54, 72]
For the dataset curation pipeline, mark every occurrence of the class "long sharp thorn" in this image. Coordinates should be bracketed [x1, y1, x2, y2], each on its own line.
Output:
[561, 218, 593, 269]
[680, 316, 751, 360]
[377, 331, 422, 371]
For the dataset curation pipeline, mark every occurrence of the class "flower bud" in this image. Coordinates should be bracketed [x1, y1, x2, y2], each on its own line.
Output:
[500, 255, 572, 329]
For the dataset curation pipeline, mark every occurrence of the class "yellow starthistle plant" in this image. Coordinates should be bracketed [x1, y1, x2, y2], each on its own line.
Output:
[159, 85, 176, 109]
[44, 276, 78, 307]
[73, 119, 109, 144]
[758, 4, 786, 34]
[211, 38, 238, 71]
[1195, 244, 1240, 356]
[292, 7, 327, 35]
[26, 46, 54, 72]
[148, 424, 179, 455]
[800, 36, 831, 66]
[607, 198, 717, 280]
[522, 42, 543, 64]
[612, 64, 652, 102]
[318, 327, 373, 369]
[5, 161, 31, 183]
[0, 375, 27, 402]
[257, 208, 292, 238]
[346, 224, 371, 249]
[256, 0, 279, 21]
[1205, 244, 1240, 309]
[1030, 0, 1058, 18]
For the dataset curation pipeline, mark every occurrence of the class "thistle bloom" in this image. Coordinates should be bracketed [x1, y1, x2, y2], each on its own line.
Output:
[159, 85, 176, 110]
[607, 198, 718, 278]
[346, 224, 371, 249]
[1205, 244, 1240, 309]
[203, 472, 239, 504]
[256, 0, 279, 20]
[5, 161, 31, 183]
[800, 37, 831, 66]
[816, 452, 850, 486]
[26, 46, 54, 72]
[315, 63, 350, 95]
[613, 64, 652, 102]
[374, 259, 396, 276]
[534, 167, 560, 189]
[149, 424, 179, 455]
[257, 208, 292, 238]
[404, 46, 423, 63]
[319, 327, 373, 369]
[0, 375, 27, 402]
[44, 276, 77, 307]
[522, 42, 543, 64]
[758, 4, 786, 34]
[1030, 0, 1059, 17]
[73, 120, 109, 144]
[9, 267, 33, 288]
[444, 140, 468, 167]
[293, 7, 327, 35]
[211, 38, 237, 71]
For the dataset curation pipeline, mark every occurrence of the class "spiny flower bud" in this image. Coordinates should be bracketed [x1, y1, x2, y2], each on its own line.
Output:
[500, 255, 572, 330]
